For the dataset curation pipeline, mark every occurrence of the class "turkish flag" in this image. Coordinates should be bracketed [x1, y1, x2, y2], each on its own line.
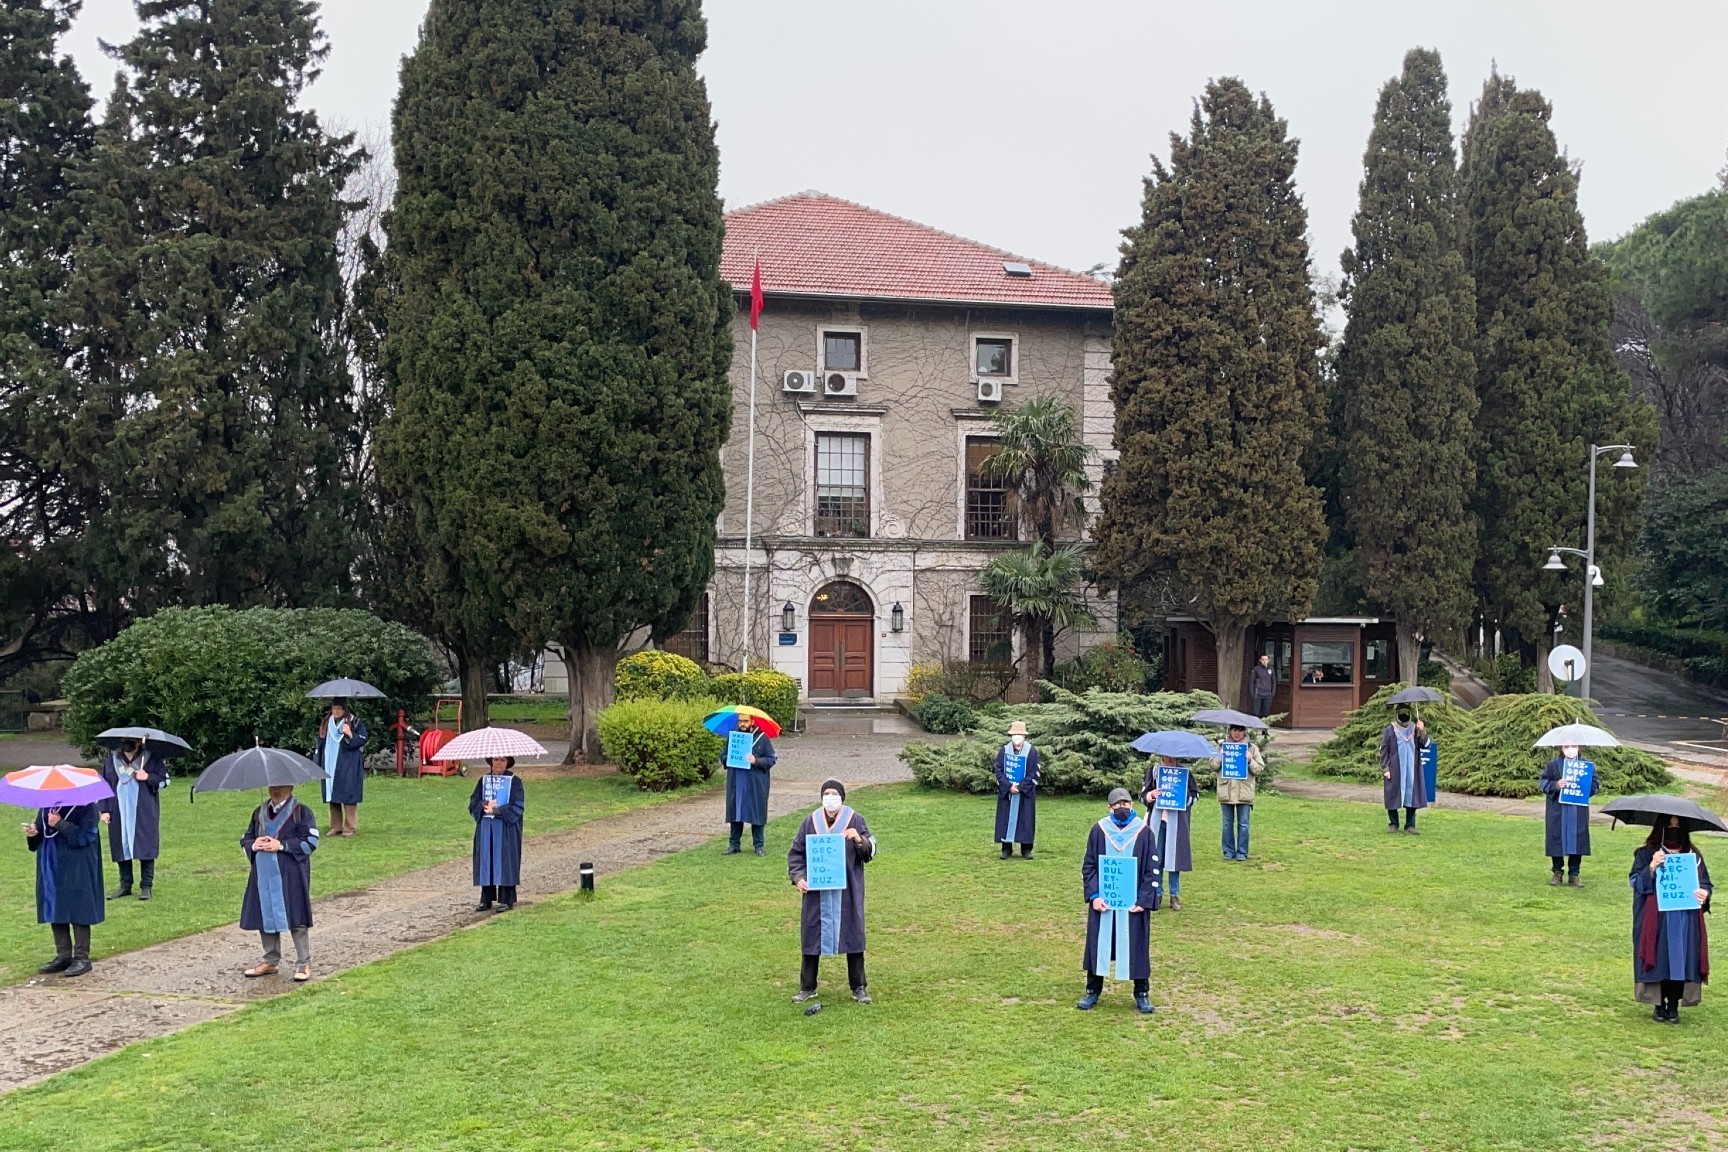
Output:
[749, 259, 763, 331]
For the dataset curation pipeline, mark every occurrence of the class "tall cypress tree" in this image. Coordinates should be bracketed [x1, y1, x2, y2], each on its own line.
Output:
[1096, 78, 1328, 708]
[0, 1, 94, 673]
[384, 0, 732, 753]
[1337, 48, 1478, 679]
[66, 0, 361, 624]
[1460, 69, 1657, 685]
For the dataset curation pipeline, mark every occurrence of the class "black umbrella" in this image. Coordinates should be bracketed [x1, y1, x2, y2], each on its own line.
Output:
[1386, 687, 1445, 706]
[193, 747, 325, 794]
[306, 678, 385, 700]
[1600, 794, 1728, 836]
[95, 726, 192, 758]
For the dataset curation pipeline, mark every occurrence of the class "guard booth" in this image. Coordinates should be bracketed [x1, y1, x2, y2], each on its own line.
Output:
[1163, 617, 1399, 729]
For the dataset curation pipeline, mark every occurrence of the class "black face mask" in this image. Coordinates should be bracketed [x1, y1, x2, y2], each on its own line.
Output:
[1663, 829, 1685, 850]
[1397, 713, 1411, 725]
[1110, 807, 1134, 825]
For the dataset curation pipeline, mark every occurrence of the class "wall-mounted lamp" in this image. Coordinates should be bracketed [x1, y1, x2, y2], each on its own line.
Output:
[781, 602, 796, 632]
[890, 602, 904, 633]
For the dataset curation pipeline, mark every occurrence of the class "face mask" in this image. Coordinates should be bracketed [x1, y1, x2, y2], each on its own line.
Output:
[822, 795, 842, 813]
[1561, 746, 1580, 761]
[1011, 735, 1025, 748]
[121, 743, 140, 756]
[1397, 713, 1411, 725]
[1663, 829, 1684, 850]
[1110, 807, 1133, 826]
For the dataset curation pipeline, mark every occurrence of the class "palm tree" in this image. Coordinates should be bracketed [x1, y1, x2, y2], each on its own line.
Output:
[980, 394, 1096, 549]
[980, 542, 1097, 697]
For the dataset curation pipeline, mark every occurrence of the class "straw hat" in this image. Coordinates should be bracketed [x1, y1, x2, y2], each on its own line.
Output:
[1007, 721, 1029, 737]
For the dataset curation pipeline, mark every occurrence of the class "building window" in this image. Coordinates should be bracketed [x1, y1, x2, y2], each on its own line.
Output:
[822, 330, 863, 373]
[1259, 636, 1292, 683]
[814, 432, 870, 537]
[969, 596, 1012, 667]
[1364, 638, 1391, 681]
[964, 438, 1016, 540]
[975, 337, 1013, 378]
[664, 594, 709, 663]
[1299, 641, 1354, 685]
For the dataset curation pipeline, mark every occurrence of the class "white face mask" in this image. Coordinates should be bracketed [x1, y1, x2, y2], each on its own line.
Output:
[1011, 735, 1025, 748]
[822, 794, 842, 812]
[1561, 746, 1580, 761]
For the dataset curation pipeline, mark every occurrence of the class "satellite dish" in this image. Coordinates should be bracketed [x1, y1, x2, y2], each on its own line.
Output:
[1548, 644, 1586, 683]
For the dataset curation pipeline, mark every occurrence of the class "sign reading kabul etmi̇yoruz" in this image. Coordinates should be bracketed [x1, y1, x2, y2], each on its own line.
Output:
[1657, 852, 1702, 912]
[725, 731, 755, 770]
[1099, 855, 1139, 909]
[1154, 766, 1190, 811]
[1559, 759, 1596, 806]
[1219, 743, 1250, 780]
[804, 833, 848, 891]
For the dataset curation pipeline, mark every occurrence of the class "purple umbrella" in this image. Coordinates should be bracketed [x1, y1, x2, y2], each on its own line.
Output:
[0, 764, 115, 809]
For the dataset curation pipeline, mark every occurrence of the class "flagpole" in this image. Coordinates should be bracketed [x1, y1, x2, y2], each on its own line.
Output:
[741, 264, 760, 673]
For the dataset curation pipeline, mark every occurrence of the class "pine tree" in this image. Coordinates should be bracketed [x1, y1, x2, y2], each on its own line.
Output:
[1337, 48, 1478, 680]
[0, 1, 94, 674]
[384, 0, 732, 754]
[1096, 78, 1329, 708]
[64, 0, 362, 626]
[1460, 69, 1657, 685]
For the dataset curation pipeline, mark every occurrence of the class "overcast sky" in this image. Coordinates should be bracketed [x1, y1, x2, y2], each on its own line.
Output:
[64, 0, 1728, 283]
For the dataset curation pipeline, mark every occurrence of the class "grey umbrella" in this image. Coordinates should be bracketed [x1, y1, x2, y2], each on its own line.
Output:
[193, 747, 326, 794]
[95, 726, 192, 758]
[1600, 794, 1728, 836]
[306, 678, 385, 699]
[1189, 708, 1269, 731]
[1386, 687, 1445, 706]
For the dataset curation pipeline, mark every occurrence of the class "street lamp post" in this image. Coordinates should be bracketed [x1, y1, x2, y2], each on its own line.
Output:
[1542, 444, 1636, 702]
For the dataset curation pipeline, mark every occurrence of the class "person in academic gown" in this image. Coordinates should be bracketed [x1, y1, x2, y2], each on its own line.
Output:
[241, 784, 320, 982]
[25, 803, 105, 977]
[1630, 816, 1713, 1023]
[994, 721, 1040, 859]
[1539, 742, 1601, 887]
[723, 714, 776, 856]
[1141, 755, 1195, 910]
[788, 779, 876, 1004]
[1379, 709, 1428, 833]
[98, 736, 169, 899]
[470, 756, 525, 912]
[1077, 788, 1160, 1014]
[317, 699, 368, 837]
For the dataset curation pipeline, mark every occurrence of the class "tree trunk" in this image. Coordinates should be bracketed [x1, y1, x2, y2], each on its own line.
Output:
[1534, 632, 1555, 694]
[1396, 617, 1420, 686]
[1213, 622, 1249, 709]
[458, 652, 490, 731]
[564, 639, 620, 763]
[1018, 616, 1042, 702]
[1040, 618, 1058, 685]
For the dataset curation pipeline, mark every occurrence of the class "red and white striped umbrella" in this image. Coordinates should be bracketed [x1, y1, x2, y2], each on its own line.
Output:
[431, 727, 549, 763]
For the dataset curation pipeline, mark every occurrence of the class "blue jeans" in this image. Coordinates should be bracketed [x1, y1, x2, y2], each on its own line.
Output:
[1164, 870, 1181, 897]
[1221, 803, 1251, 860]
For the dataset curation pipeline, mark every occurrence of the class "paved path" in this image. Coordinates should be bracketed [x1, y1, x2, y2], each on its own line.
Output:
[1590, 651, 1728, 749]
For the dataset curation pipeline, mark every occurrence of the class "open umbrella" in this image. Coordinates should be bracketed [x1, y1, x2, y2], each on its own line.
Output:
[1533, 723, 1620, 749]
[0, 764, 115, 809]
[1189, 708, 1268, 731]
[1387, 687, 1445, 706]
[432, 726, 549, 762]
[1129, 730, 1218, 758]
[702, 705, 783, 740]
[193, 747, 325, 794]
[94, 726, 192, 758]
[1601, 795, 1728, 836]
[306, 678, 385, 700]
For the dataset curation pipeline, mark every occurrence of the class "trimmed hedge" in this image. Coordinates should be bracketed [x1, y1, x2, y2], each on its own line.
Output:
[596, 696, 724, 791]
[902, 684, 1277, 798]
[708, 670, 798, 732]
[915, 693, 977, 735]
[62, 606, 443, 770]
[1598, 622, 1728, 689]
[1309, 683, 1473, 784]
[615, 650, 709, 701]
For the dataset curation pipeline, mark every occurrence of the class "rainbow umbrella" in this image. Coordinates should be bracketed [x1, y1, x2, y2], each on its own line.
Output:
[0, 764, 115, 809]
[702, 706, 782, 739]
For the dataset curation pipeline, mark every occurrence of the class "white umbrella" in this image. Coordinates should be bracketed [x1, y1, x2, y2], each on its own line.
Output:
[1533, 723, 1620, 749]
[430, 727, 549, 762]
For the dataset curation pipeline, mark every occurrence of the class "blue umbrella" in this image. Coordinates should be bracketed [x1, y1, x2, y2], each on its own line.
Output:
[1129, 730, 1218, 758]
[306, 678, 385, 700]
[1189, 708, 1268, 731]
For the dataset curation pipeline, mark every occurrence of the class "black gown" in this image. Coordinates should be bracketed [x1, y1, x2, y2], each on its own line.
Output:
[1080, 817, 1160, 981]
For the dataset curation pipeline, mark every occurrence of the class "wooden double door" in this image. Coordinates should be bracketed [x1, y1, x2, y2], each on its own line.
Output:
[808, 616, 873, 699]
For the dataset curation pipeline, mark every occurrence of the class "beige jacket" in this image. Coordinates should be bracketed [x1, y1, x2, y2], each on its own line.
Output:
[1213, 742, 1265, 806]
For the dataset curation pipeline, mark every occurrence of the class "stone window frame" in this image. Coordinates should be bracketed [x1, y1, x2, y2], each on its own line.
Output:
[817, 325, 869, 378]
[803, 412, 883, 538]
[970, 331, 1019, 387]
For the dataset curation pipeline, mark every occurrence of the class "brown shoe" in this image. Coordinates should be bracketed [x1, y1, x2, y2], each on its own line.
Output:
[244, 962, 279, 978]
[1170, 896, 1184, 912]
[1567, 875, 1582, 888]
[1549, 872, 1563, 886]
[292, 964, 311, 982]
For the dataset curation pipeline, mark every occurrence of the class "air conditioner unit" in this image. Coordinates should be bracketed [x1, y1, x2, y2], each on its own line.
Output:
[824, 371, 860, 398]
[977, 378, 1005, 404]
[782, 369, 817, 394]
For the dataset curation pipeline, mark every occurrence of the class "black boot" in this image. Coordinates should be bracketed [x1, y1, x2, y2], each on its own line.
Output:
[139, 859, 155, 900]
[1000, 844, 1013, 860]
[1020, 845, 1035, 860]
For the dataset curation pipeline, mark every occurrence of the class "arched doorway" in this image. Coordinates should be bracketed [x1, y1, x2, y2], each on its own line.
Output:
[808, 581, 874, 699]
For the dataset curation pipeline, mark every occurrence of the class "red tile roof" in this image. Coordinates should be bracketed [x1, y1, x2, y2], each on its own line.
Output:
[722, 191, 1113, 311]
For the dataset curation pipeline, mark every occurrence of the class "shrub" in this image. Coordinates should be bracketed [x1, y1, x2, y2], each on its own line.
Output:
[61, 606, 443, 770]
[1046, 639, 1160, 696]
[1487, 652, 1537, 695]
[916, 693, 977, 735]
[1309, 683, 1472, 784]
[615, 650, 709, 701]
[1441, 693, 1671, 799]
[1598, 622, 1728, 688]
[1417, 659, 1452, 691]
[904, 661, 1016, 705]
[902, 661, 947, 703]
[902, 684, 1278, 798]
[596, 696, 723, 791]
[708, 670, 799, 731]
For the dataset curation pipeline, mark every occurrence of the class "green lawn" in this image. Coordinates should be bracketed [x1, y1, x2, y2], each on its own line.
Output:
[1, 786, 1723, 1151]
[0, 769, 707, 983]
[481, 698, 570, 725]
